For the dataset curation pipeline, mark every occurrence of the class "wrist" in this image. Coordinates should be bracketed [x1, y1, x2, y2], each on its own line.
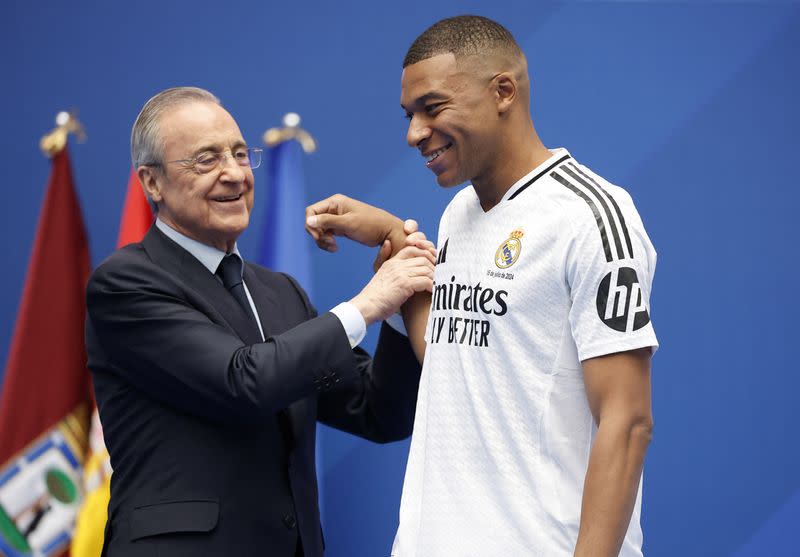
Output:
[329, 302, 367, 348]
[382, 215, 407, 256]
[349, 292, 379, 326]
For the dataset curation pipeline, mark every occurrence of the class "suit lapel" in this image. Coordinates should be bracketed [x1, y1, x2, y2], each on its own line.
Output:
[241, 264, 282, 338]
[143, 227, 302, 450]
[142, 226, 262, 346]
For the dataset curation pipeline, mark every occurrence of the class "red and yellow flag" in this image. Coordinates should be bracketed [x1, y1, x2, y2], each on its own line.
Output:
[0, 147, 93, 556]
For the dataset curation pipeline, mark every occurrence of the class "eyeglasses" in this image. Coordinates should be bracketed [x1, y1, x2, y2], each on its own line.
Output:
[160, 147, 263, 174]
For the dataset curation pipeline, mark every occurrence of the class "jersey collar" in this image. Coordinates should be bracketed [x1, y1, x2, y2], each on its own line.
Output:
[501, 148, 572, 203]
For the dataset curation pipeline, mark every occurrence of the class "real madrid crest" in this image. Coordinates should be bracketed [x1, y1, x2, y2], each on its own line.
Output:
[495, 228, 524, 269]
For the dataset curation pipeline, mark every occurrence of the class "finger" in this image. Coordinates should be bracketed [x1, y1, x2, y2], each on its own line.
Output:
[305, 203, 333, 240]
[373, 240, 392, 272]
[406, 254, 436, 266]
[401, 247, 437, 266]
[405, 265, 435, 278]
[408, 276, 435, 293]
[305, 197, 342, 221]
[405, 242, 436, 264]
[394, 256, 434, 273]
[405, 234, 435, 253]
[403, 219, 419, 234]
[305, 220, 329, 241]
[317, 229, 335, 243]
[310, 226, 335, 249]
[394, 245, 436, 261]
[393, 257, 436, 275]
[316, 235, 338, 252]
[408, 256, 436, 272]
[405, 231, 428, 244]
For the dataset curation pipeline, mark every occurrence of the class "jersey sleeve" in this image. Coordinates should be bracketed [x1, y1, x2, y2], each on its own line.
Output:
[564, 186, 659, 362]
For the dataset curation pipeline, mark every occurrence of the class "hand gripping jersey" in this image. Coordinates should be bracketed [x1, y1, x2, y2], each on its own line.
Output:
[392, 149, 658, 557]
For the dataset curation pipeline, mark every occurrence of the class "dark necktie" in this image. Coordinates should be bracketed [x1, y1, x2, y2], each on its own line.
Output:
[216, 254, 259, 330]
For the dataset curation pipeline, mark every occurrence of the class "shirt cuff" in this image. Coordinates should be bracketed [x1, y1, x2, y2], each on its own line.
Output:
[384, 312, 408, 336]
[329, 302, 367, 348]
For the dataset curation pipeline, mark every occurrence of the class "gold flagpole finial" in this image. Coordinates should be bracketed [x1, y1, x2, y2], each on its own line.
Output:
[263, 112, 317, 153]
[40, 110, 87, 158]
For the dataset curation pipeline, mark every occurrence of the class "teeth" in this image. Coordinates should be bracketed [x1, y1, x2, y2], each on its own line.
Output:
[216, 194, 241, 202]
[426, 145, 450, 163]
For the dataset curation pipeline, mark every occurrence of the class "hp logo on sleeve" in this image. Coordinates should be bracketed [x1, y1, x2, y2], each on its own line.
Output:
[596, 267, 650, 332]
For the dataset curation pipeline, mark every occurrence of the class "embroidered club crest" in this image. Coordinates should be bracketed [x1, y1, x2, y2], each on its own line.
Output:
[495, 228, 524, 269]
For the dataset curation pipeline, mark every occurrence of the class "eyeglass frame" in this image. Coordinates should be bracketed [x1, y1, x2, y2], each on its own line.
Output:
[146, 147, 263, 174]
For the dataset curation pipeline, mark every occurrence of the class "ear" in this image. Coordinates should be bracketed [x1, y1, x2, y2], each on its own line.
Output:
[137, 166, 163, 205]
[493, 72, 517, 114]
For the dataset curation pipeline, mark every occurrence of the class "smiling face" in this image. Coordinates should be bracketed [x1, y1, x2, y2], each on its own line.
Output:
[401, 53, 504, 189]
[139, 101, 254, 252]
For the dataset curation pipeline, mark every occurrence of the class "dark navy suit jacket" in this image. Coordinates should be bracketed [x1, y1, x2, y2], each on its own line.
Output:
[86, 225, 421, 557]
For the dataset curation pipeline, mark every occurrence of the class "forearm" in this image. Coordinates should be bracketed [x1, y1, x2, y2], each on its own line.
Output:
[384, 218, 409, 255]
[307, 197, 433, 361]
[317, 323, 422, 442]
[401, 292, 430, 363]
[90, 288, 355, 427]
[573, 419, 652, 557]
[375, 218, 430, 364]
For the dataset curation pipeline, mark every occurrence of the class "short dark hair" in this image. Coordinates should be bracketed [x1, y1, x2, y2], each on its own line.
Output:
[403, 15, 522, 68]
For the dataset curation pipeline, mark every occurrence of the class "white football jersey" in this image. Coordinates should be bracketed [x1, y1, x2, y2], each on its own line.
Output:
[392, 149, 658, 557]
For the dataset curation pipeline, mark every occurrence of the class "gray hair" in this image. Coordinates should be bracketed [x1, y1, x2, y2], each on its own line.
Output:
[130, 86, 220, 169]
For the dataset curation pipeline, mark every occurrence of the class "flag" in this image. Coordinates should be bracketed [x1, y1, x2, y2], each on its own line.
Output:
[258, 138, 322, 513]
[116, 170, 153, 247]
[259, 139, 313, 294]
[71, 169, 152, 557]
[0, 147, 92, 556]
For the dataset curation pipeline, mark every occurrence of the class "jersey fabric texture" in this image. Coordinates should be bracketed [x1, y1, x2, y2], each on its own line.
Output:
[392, 148, 658, 557]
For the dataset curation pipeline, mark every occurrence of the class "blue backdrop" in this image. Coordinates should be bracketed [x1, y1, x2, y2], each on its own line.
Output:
[2, 1, 798, 555]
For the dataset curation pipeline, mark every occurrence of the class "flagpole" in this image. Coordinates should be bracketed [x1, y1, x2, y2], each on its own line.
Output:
[0, 109, 92, 557]
[40, 110, 87, 157]
[263, 112, 317, 152]
[261, 113, 328, 526]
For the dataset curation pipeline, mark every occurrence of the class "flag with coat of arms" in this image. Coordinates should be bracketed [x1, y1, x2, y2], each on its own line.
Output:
[0, 146, 93, 557]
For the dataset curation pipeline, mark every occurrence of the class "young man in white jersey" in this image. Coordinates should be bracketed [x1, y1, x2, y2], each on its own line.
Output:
[306, 15, 657, 557]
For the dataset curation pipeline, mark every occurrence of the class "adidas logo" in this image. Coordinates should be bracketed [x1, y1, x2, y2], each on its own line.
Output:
[435, 238, 449, 265]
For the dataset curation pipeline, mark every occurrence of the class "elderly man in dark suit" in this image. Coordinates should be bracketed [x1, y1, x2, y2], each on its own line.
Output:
[86, 87, 434, 557]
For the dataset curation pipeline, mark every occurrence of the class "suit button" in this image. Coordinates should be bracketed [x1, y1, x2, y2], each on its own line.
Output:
[283, 513, 297, 529]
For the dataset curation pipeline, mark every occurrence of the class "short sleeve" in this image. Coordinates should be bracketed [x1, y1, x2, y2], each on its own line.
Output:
[565, 189, 659, 362]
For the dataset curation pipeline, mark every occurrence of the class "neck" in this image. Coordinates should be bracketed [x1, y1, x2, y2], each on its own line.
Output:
[157, 215, 238, 254]
[472, 126, 551, 212]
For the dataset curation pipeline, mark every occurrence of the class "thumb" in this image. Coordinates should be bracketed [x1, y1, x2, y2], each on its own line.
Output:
[373, 240, 392, 273]
[403, 219, 419, 234]
[306, 212, 350, 235]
